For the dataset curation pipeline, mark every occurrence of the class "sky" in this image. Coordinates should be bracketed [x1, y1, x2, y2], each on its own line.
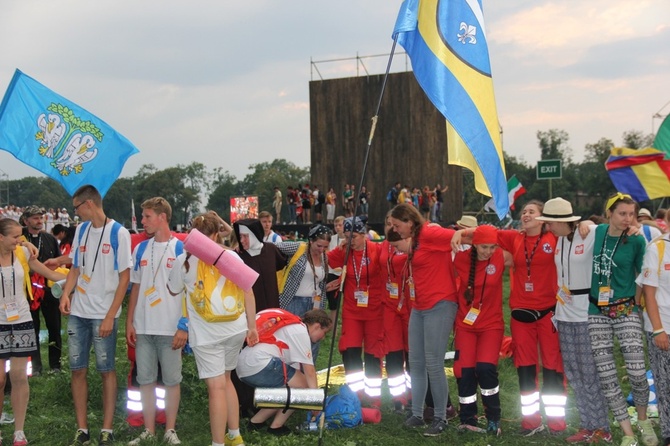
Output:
[0, 0, 669, 184]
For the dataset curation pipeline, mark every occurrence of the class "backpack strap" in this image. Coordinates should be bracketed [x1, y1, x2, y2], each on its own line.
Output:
[643, 225, 651, 242]
[109, 220, 123, 271]
[73, 221, 91, 268]
[656, 238, 666, 276]
[14, 246, 33, 301]
[133, 240, 150, 272]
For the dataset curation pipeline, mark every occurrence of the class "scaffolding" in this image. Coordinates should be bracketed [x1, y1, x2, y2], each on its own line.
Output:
[0, 169, 8, 208]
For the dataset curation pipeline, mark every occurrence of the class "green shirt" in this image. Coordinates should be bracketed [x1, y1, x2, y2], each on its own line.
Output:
[588, 224, 645, 315]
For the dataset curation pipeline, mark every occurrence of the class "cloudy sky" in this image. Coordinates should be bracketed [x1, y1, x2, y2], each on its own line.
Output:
[0, 0, 668, 184]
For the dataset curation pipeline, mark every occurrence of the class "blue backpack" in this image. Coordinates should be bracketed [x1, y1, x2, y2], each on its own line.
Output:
[133, 239, 184, 272]
[74, 220, 124, 270]
[318, 385, 363, 429]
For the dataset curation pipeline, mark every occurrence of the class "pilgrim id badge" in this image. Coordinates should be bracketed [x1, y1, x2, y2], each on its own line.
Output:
[145, 286, 162, 307]
[76, 274, 91, 294]
[388, 282, 399, 299]
[525, 282, 534, 292]
[598, 286, 613, 306]
[354, 290, 369, 307]
[5, 302, 19, 322]
[556, 285, 572, 305]
[463, 307, 480, 326]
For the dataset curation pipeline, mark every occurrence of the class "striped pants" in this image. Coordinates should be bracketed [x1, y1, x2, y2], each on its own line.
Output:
[588, 313, 649, 422]
[647, 331, 670, 439]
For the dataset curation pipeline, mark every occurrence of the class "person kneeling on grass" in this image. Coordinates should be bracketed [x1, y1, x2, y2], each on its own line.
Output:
[235, 309, 331, 436]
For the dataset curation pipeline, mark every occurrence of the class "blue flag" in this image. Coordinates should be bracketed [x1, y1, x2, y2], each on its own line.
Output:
[0, 69, 139, 197]
[393, 0, 508, 219]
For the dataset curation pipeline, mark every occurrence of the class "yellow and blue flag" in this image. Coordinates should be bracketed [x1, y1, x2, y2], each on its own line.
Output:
[393, 0, 508, 219]
[0, 69, 139, 197]
[605, 147, 670, 202]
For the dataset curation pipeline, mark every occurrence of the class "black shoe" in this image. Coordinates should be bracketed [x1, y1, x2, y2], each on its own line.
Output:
[268, 425, 291, 436]
[69, 429, 91, 446]
[246, 420, 266, 431]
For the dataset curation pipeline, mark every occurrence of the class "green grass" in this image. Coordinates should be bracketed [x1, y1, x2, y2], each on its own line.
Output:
[12, 277, 649, 445]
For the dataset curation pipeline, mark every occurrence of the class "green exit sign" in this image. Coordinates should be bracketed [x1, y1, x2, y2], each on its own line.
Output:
[537, 159, 562, 180]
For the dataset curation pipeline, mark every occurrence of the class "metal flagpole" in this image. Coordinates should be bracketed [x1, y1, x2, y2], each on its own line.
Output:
[317, 36, 400, 446]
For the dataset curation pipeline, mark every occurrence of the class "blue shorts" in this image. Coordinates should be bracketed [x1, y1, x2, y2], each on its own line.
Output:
[67, 315, 118, 373]
[135, 334, 182, 386]
[240, 356, 296, 388]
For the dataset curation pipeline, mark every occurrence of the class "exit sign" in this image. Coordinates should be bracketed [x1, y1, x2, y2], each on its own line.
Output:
[537, 159, 562, 180]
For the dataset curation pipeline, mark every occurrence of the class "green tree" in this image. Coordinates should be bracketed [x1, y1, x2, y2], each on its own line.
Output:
[622, 129, 654, 149]
[207, 168, 242, 222]
[537, 129, 572, 163]
[238, 159, 309, 221]
[103, 177, 136, 226]
[7, 177, 71, 210]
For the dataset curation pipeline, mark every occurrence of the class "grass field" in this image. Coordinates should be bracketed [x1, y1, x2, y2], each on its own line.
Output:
[7, 278, 650, 446]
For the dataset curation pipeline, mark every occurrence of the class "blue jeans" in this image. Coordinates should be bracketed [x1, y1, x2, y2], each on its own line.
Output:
[288, 204, 297, 222]
[240, 356, 296, 388]
[408, 300, 457, 420]
[67, 315, 118, 372]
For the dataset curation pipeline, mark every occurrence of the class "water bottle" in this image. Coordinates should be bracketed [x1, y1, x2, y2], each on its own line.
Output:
[299, 421, 318, 432]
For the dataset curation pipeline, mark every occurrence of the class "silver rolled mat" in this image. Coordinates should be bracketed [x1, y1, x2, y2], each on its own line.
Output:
[254, 387, 325, 411]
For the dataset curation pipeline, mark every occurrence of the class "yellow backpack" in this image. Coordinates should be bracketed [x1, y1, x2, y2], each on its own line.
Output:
[14, 246, 33, 301]
[277, 242, 308, 294]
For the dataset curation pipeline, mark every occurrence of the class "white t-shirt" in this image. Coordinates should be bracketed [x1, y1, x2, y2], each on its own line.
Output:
[167, 251, 247, 347]
[554, 226, 597, 323]
[642, 225, 663, 244]
[295, 262, 325, 297]
[263, 231, 282, 245]
[69, 219, 132, 319]
[236, 323, 312, 378]
[130, 238, 183, 335]
[637, 236, 670, 333]
[0, 247, 32, 324]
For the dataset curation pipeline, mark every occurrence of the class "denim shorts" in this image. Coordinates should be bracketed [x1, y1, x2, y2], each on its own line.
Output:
[67, 315, 118, 372]
[240, 356, 296, 388]
[135, 334, 183, 386]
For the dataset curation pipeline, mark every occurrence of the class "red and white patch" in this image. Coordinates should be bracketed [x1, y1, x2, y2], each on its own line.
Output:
[644, 269, 651, 278]
[140, 259, 148, 267]
[542, 243, 553, 254]
[79, 246, 86, 253]
[665, 263, 670, 271]
[167, 258, 175, 268]
[575, 244, 584, 255]
[102, 244, 111, 254]
[486, 264, 497, 275]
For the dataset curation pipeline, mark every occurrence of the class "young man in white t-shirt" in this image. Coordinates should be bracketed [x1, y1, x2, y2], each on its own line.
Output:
[236, 309, 331, 436]
[59, 185, 132, 446]
[126, 197, 186, 445]
[259, 211, 282, 245]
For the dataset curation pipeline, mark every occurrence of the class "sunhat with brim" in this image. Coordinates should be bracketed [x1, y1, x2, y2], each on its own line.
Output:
[638, 208, 653, 219]
[456, 215, 478, 228]
[535, 197, 581, 222]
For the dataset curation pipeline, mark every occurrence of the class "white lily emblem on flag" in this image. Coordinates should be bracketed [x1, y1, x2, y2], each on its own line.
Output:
[458, 22, 477, 44]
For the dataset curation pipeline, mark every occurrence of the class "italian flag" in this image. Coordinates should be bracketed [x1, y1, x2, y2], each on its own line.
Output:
[485, 175, 526, 212]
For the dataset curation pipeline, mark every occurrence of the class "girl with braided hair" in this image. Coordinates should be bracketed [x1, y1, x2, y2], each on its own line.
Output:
[452, 225, 509, 436]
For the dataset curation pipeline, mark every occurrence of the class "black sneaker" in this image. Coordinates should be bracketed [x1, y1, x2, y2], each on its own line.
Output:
[69, 429, 91, 446]
[246, 419, 266, 431]
[98, 431, 115, 446]
[404, 415, 426, 428]
[424, 419, 448, 437]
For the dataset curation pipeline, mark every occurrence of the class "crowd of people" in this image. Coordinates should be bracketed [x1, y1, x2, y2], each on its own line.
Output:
[3, 186, 670, 446]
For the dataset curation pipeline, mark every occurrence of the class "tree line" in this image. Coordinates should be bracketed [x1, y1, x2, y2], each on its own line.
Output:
[2, 128, 658, 227]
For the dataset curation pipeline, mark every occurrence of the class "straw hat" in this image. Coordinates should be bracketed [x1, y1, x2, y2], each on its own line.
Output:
[456, 215, 478, 229]
[535, 197, 581, 222]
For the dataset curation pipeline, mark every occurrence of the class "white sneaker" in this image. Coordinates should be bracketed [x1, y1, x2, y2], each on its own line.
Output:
[128, 429, 155, 446]
[0, 412, 14, 424]
[163, 429, 181, 445]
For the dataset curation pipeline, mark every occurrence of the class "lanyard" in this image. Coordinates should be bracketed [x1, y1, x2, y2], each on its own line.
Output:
[524, 233, 542, 279]
[470, 257, 491, 310]
[306, 250, 324, 292]
[0, 251, 15, 298]
[82, 218, 107, 275]
[29, 233, 42, 254]
[598, 228, 624, 286]
[150, 237, 173, 286]
[352, 242, 368, 290]
[386, 244, 396, 284]
[559, 235, 575, 288]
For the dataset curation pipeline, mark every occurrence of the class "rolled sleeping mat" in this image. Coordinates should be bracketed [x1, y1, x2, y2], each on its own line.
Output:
[184, 228, 259, 290]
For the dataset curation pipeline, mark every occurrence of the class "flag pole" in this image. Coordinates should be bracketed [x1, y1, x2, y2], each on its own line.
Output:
[317, 36, 400, 446]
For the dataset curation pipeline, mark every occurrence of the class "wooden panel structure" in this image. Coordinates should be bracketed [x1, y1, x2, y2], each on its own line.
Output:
[309, 71, 462, 224]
